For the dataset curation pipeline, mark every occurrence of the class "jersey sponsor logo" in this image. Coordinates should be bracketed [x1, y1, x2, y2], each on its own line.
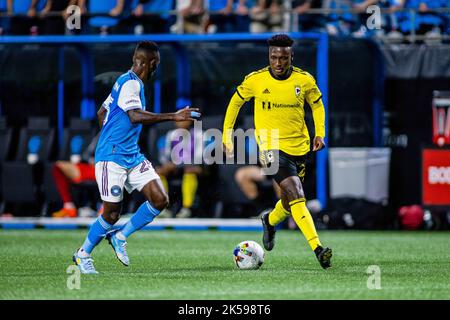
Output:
[428, 166, 450, 184]
[295, 86, 301, 97]
[111, 185, 122, 197]
[259, 150, 274, 165]
[113, 82, 120, 92]
[422, 149, 450, 205]
[262, 101, 271, 110]
[262, 88, 270, 94]
[126, 99, 140, 105]
[262, 101, 301, 110]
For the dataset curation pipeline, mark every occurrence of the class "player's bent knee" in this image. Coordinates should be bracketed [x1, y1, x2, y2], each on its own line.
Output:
[280, 177, 305, 202]
[102, 202, 122, 224]
[103, 210, 121, 224]
[151, 193, 169, 211]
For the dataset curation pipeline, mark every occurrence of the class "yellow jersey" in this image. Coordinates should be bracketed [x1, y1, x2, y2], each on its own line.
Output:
[223, 66, 326, 156]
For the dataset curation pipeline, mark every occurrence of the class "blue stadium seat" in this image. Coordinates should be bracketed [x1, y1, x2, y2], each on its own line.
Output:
[58, 118, 96, 161]
[89, 0, 119, 28]
[1, 117, 55, 215]
[142, 0, 174, 19]
[0, 0, 8, 34]
[0, 0, 7, 11]
[42, 118, 98, 212]
[12, 0, 46, 14]
[208, 0, 230, 12]
[397, 0, 447, 33]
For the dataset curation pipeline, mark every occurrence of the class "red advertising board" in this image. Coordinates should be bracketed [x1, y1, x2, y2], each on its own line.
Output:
[422, 148, 450, 206]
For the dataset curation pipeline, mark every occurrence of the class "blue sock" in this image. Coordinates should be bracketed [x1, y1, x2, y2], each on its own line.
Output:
[81, 215, 113, 254]
[120, 201, 160, 238]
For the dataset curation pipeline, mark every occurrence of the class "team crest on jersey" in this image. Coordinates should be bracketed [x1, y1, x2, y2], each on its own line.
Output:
[295, 86, 301, 97]
[111, 185, 122, 197]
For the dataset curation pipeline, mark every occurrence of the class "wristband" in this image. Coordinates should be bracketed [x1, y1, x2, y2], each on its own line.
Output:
[191, 111, 201, 118]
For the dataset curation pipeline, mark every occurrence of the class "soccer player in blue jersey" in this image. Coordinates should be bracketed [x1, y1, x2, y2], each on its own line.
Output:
[73, 41, 201, 274]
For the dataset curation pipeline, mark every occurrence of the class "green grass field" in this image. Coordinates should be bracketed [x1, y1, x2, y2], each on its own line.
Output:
[0, 229, 449, 300]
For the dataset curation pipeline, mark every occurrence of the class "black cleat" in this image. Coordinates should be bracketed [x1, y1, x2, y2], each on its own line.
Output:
[314, 246, 333, 269]
[261, 209, 276, 251]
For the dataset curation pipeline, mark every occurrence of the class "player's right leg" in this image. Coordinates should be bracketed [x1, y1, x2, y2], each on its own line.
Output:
[261, 200, 290, 251]
[73, 161, 126, 274]
[118, 177, 168, 239]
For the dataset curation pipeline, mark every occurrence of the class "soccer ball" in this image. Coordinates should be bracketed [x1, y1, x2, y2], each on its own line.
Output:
[233, 240, 265, 270]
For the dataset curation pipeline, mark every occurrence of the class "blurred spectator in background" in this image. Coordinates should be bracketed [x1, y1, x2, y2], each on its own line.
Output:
[0, 0, 10, 35]
[293, 0, 324, 31]
[156, 120, 203, 218]
[350, 0, 381, 37]
[132, 0, 175, 34]
[52, 135, 100, 218]
[170, 0, 205, 33]
[395, 0, 448, 39]
[40, 0, 87, 34]
[322, 0, 358, 36]
[204, 0, 252, 33]
[89, 0, 135, 34]
[374, 0, 404, 40]
[7, 0, 46, 35]
[206, 0, 235, 33]
[249, 0, 283, 33]
[233, 0, 252, 32]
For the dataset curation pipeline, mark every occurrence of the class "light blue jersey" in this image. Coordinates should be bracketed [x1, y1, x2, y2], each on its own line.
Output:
[95, 70, 146, 169]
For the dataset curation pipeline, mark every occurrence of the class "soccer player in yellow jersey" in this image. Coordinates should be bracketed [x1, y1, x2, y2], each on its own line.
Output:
[222, 34, 332, 269]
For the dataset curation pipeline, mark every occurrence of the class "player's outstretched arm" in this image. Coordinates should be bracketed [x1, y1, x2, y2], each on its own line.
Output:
[222, 92, 245, 157]
[127, 106, 201, 125]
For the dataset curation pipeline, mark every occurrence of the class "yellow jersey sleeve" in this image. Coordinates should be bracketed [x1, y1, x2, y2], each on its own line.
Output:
[304, 74, 326, 138]
[222, 92, 245, 146]
[236, 73, 255, 102]
[222, 74, 256, 147]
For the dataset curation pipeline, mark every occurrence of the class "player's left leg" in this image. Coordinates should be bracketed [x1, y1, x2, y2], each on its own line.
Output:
[260, 151, 293, 251]
[279, 176, 332, 269]
[107, 160, 168, 266]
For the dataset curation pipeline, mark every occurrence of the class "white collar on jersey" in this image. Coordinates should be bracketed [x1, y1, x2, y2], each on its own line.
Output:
[128, 69, 145, 87]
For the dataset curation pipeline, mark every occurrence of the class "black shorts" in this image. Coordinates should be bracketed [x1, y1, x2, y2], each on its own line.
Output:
[259, 149, 307, 185]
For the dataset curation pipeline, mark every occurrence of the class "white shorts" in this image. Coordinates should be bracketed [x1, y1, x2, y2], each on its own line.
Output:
[95, 159, 159, 203]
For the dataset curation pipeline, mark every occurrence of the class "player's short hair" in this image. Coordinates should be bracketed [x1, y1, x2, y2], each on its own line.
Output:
[267, 34, 294, 47]
[135, 41, 159, 55]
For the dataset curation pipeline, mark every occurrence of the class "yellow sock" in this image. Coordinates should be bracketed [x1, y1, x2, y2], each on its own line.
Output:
[268, 200, 290, 226]
[160, 175, 169, 194]
[182, 173, 198, 208]
[289, 198, 322, 251]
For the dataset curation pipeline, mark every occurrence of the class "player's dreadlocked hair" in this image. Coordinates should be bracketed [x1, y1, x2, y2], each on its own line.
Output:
[135, 41, 159, 54]
[267, 34, 294, 47]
